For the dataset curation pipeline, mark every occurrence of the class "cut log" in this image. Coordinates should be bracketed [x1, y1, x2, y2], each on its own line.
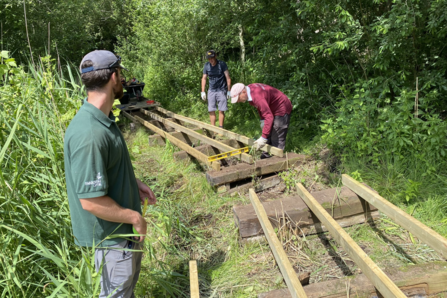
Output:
[234, 186, 378, 238]
[206, 153, 306, 186]
[155, 106, 284, 157]
[258, 261, 447, 298]
[227, 175, 282, 195]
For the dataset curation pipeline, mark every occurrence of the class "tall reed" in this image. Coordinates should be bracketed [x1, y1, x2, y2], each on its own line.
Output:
[0, 53, 102, 297]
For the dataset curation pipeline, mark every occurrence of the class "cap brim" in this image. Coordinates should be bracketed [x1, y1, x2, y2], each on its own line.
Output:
[119, 64, 129, 72]
[231, 96, 239, 104]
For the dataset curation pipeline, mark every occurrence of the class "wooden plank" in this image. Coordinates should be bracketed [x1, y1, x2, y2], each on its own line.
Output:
[155, 106, 284, 157]
[141, 109, 254, 164]
[258, 261, 447, 298]
[116, 101, 160, 111]
[206, 153, 306, 186]
[174, 141, 232, 161]
[249, 189, 308, 298]
[174, 139, 244, 160]
[296, 183, 406, 298]
[148, 130, 202, 146]
[189, 260, 200, 298]
[234, 186, 378, 238]
[343, 174, 447, 260]
[125, 112, 219, 170]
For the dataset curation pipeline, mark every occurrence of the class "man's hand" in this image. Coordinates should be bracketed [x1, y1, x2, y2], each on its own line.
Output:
[201, 92, 206, 101]
[132, 213, 147, 242]
[136, 179, 156, 205]
[253, 137, 268, 150]
[227, 91, 231, 100]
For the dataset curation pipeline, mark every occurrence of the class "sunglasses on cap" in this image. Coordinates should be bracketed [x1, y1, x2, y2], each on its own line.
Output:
[109, 56, 123, 69]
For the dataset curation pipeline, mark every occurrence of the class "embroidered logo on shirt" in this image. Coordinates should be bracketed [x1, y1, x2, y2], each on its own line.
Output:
[85, 172, 102, 187]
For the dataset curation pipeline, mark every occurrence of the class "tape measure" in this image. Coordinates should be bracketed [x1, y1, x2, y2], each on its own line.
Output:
[208, 147, 249, 162]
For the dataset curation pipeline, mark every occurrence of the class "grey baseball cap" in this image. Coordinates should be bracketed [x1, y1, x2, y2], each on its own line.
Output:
[79, 50, 128, 74]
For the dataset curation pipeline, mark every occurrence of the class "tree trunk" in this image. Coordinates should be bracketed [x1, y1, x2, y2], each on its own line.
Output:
[239, 24, 245, 64]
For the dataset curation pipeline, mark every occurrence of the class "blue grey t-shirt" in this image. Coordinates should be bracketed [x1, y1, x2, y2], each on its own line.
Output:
[203, 60, 228, 91]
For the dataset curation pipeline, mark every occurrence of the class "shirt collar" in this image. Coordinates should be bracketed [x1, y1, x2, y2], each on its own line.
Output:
[246, 86, 253, 101]
[82, 98, 115, 127]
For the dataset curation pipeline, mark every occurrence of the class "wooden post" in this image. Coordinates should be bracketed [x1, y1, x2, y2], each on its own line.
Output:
[123, 111, 219, 170]
[155, 106, 284, 157]
[249, 189, 308, 298]
[343, 174, 447, 260]
[140, 109, 253, 164]
[296, 183, 406, 298]
[189, 260, 200, 298]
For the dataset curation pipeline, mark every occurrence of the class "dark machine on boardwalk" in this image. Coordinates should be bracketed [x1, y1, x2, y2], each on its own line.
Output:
[117, 77, 159, 112]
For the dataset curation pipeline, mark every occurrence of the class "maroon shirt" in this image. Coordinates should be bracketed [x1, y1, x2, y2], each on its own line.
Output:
[247, 83, 292, 138]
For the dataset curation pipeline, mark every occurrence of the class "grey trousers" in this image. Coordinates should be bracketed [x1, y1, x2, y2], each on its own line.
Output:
[95, 240, 143, 298]
[207, 90, 228, 112]
[267, 114, 290, 150]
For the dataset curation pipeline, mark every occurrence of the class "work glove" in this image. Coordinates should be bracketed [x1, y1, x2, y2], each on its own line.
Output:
[260, 120, 265, 129]
[253, 137, 268, 150]
[227, 91, 231, 100]
[201, 92, 206, 101]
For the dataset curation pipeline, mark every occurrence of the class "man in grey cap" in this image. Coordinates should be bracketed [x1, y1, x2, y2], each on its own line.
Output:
[201, 50, 232, 128]
[64, 50, 156, 297]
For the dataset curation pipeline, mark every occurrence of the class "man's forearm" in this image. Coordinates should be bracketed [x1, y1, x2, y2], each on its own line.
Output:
[227, 77, 231, 91]
[201, 78, 206, 92]
[81, 196, 140, 226]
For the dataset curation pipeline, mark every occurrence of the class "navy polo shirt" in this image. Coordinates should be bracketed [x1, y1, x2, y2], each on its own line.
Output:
[203, 60, 228, 91]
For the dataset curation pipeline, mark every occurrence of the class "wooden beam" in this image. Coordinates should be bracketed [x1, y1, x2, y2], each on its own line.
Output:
[189, 260, 200, 298]
[148, 129, 203, 146]
[125, 111, 219, 170]
[259, 261, 447, 298]
[141, 109, 253, 164]
[206, 153, 306, 186]
[343, 174, 447, 260]
[296, 183, 406, 298]
[155, 106, 284, 157]
[235, 186, 378, 238]
[249, 189, 308, 298]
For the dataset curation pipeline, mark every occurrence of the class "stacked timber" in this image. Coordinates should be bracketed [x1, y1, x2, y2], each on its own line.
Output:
[206, 153, 307, 186]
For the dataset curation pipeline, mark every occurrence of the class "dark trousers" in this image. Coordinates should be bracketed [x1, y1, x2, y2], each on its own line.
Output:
[262, 114, 290, 158]
[268, 114, 290, 149]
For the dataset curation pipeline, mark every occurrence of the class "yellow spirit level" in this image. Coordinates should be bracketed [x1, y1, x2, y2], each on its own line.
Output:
[207, 147, 249, 162]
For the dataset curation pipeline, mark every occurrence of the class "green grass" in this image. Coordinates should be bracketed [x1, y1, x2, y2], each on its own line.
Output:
[124, 127, 277, 297]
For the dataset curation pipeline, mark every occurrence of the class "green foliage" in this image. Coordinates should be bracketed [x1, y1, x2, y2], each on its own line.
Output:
[0, 0, 133, 63]
[400, 179, 422, 203]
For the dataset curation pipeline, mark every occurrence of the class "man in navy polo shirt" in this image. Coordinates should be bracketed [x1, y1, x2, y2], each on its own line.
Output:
[201, 50, 232, 128]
